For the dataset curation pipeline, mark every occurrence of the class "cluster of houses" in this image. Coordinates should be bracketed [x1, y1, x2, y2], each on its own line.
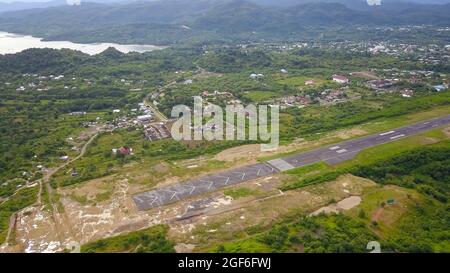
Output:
[6, 72, 156, 94]
[366, 79, 396, 90]
[299, 32, 450, 66]
[201, 90, 234, 99]
[317, 88, 348, 105]
[280, 95, 312, 108]
[200, 90, 247, 106]
[144, 123, 171, 141]
[12, 74, 66, 91]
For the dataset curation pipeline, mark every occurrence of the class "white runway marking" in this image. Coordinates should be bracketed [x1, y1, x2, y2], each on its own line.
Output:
[186, 186, 196, 194]
[170, 192, 177, 200]
[336, 149, 347, 154]
[150, 197, 159, 206]
[380, 131, 395, 136]
[257, 168, 262, 176]
[390, 134, 406, 140]
[217, 175, 230, 184]
[200, 180, 214, 189]
[329, 146, 340, 150]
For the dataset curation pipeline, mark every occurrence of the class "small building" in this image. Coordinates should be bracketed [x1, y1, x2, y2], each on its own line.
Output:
[71, 170, 79, 177]
[409, 76, 422, 84]
[137, 115, 153, 122]
[113, 109, 121, 113]
[434, 85, 446, 92]
[59, 156, 69, 161]
[118, 147, 132, 155]
[332, 75, 349, 84]
[280, 69, 288, 74]
[250, 73, 264, 79]
[367, 80, 394, 90]
[400, 89, 414, 98]
[70, 111, 87, 116]
[282, 96, 297, 105]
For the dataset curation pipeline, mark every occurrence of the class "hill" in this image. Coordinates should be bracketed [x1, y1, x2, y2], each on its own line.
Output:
[0, 0, 449, 45]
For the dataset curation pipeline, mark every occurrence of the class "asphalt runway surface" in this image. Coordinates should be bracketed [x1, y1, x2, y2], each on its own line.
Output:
[133, 114, 450, 211]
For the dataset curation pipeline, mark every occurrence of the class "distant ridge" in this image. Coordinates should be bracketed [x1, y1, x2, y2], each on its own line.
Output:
[0, 0, 449, 45]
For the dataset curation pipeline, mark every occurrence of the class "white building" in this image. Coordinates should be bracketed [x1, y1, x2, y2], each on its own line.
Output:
[332, 75, 350, 84]
[137, 115, 153, 122]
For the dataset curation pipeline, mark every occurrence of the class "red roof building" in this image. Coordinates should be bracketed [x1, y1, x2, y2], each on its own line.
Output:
[118, 147, 132, 155]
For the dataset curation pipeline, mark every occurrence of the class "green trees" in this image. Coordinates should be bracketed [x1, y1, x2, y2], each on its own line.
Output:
[351, 146, 450, 203]
[81, 225, 175, 253]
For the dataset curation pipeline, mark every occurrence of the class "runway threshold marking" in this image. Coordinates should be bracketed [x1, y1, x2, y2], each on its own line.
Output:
[380, 131, 395, 136]
[150, 197, 159, 206]
[390, 134, 406, 140]
[186, 186, 196, 194]
[217, 175, 231, 184]
[170, 192, 178, 200]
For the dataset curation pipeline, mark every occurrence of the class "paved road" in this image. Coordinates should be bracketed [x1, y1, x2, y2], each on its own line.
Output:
[133, 114, 450, 211]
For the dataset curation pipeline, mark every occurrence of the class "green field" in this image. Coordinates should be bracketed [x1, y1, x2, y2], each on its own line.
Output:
[243, 91, 279, 102]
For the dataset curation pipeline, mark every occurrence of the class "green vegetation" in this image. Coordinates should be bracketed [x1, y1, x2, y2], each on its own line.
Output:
[224, 187, 257, 199]
[384, 201, 450, 252]
[0, 20, 449, 252]
[215, 214, 377, 253]
[81, 225, 175, 253]
[0, 186, 38, 243]
[243, 91, 278, 103]
[282, 131, 449, 192]
[213, 140, 450, 253]
[352, 146, 450, 203]
[1, 1, 449, 45]
[280, 92, 450, 141]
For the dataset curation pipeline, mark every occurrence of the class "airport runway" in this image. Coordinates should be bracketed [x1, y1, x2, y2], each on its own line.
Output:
[133, 114, 450, 211]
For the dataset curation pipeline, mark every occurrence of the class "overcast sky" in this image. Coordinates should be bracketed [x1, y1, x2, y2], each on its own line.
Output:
[1, 0, 449, 3]
[0, 0, 52, 2]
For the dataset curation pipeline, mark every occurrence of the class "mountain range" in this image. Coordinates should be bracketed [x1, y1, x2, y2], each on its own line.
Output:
[0, 0, 449, 45]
